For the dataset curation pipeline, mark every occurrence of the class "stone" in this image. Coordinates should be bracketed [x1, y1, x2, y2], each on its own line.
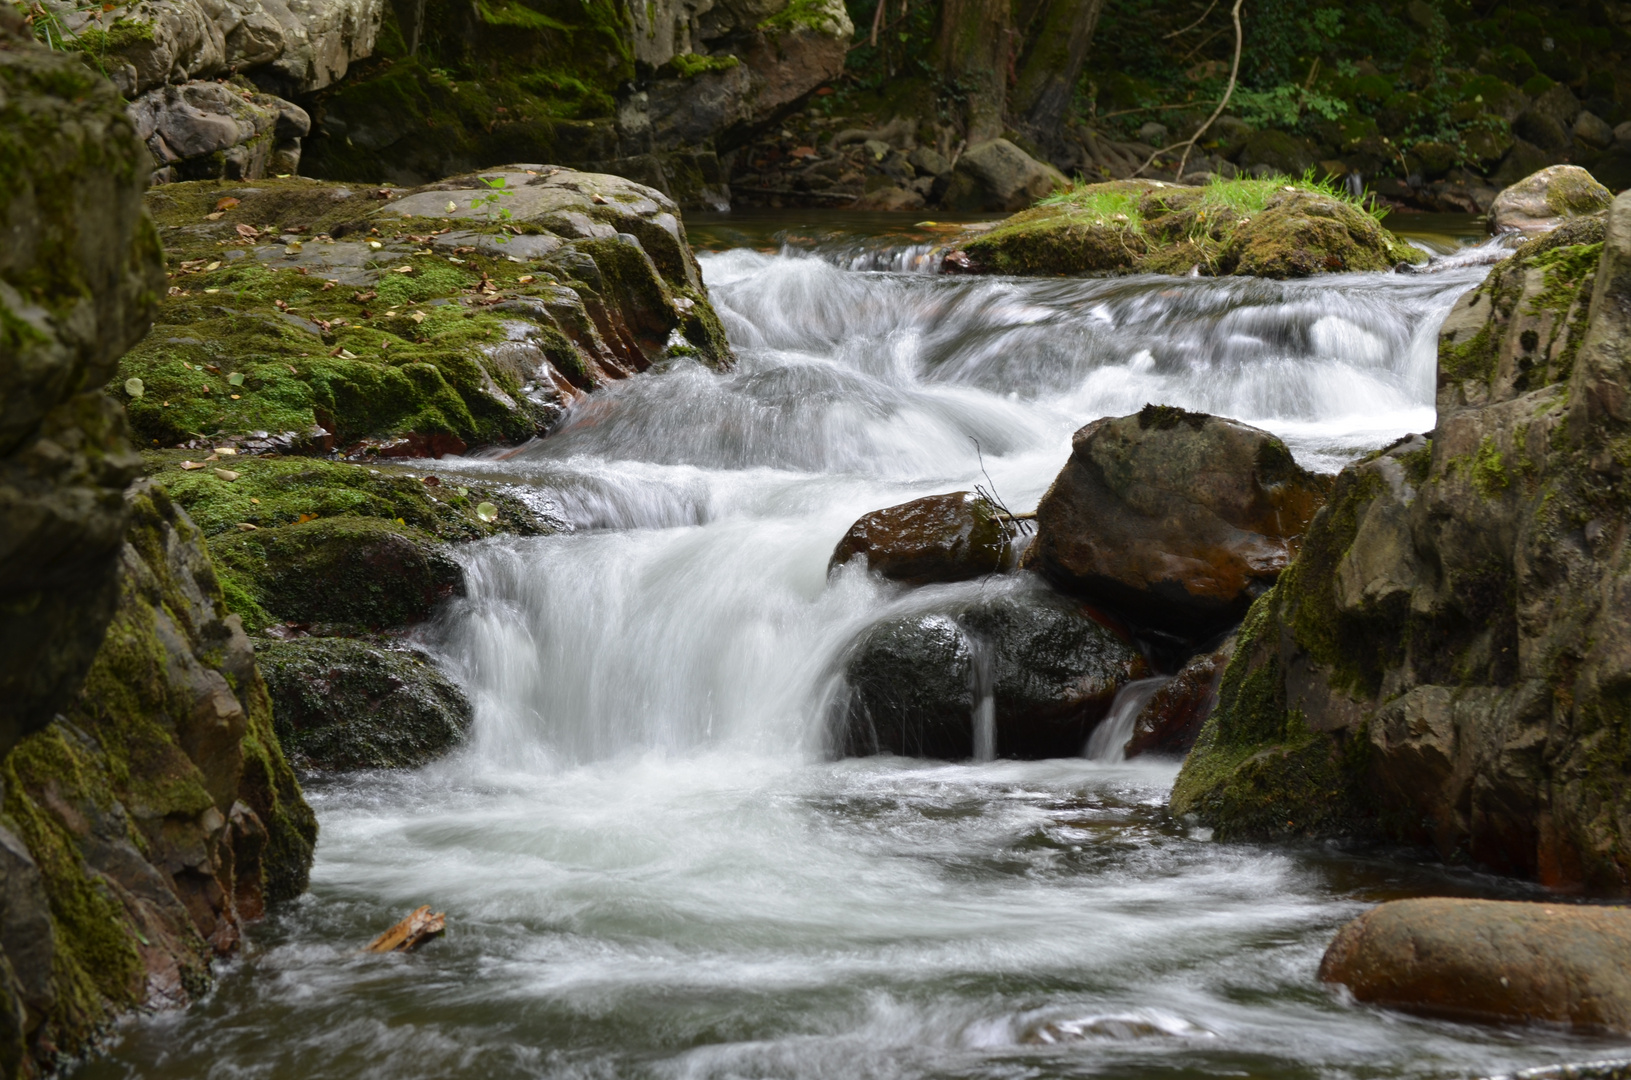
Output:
[0, 30, 162, 760]
[1575, 111, 1616, 150]
[257, 637, 472, 770]
[1489, 164, 1613, 233]
[852, 186, 925, 211]
[834, 582, 1147, 760]
[1491, 140, 1557, 189]
[1170, 198, 1631, 892]
[1513, 108, 1571, 153]
[1530, 82, 1583, 130]
[1021, 405, 1330, 639]
[1124, 638, 1234, 760]
[947, 138, 1068, 211]
[129, 80, 309, 182]
[1137, 121, 1169, 146]
[829, 492, 1020, 585]
[907, 147, 952, 177]
[1237, 130, 1318, 177]
[1617, 121, 1631, 151]
[1320, 899, 1631, 1032]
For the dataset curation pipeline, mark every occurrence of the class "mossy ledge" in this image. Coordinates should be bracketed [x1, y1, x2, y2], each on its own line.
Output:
[1171, 194, 1631, 894]
[942, 176, 1427, 279]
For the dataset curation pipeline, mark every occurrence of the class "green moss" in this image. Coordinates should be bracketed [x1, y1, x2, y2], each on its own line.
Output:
[1527, 242, 1604, 316]
[1470, 435, 1510, 498]
[758, 0, 844, 34]
[665, 53, 741, 78]
[71, 17, 156, 58]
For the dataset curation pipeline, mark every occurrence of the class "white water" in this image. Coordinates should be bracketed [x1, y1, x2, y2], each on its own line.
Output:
[88, 235, 1631, 1080]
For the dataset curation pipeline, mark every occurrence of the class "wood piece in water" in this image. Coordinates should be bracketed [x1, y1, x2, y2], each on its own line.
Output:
[365, 906, 446, 952]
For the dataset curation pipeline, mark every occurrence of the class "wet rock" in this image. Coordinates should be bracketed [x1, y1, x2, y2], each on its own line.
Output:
[1022, 405, 1330, 639]
[1320, 899, 1631, 1032]
[1170, 195, 1631, 890]
[834, 582, 1147, 760]
[830, 491, 1019, 585]
[944, 138, 1067, 211]
[208, 516, 463, 631]
[1, 29, 161, 759]
[257, 637, 472, 770]
[1124, 637, 1234, 760]
[130, 80, 309, 183]
[1488, 165, 1613, 234]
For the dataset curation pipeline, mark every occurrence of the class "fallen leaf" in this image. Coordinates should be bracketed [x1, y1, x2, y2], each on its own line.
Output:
[229, 394, 241, 399]
[250, 497, 260, 504]
[392, 266, 414, 274]
[445, 200, 458, 213]
[201, 384, 212, 394]
[457, 487, 469, 496]
[365, 906, 445, 953]
[204, 211, 225, 221]
[517, 275, 535, 284]
[228, 372, 245, 386]
[216, 197, 240, 211]
[368, 240, 383, 250]
[179, 460, 207, 470]
[297, 512, 319, 523]
[205, 260, 221, 271]
[475, 501, 499, 522]
[215, 447, 237, 455]
[204, 287, 220, 293]
[333, 348, 359, 360]
[214, 468, 240, 481]
[409, 312, 425, 324]
[322, 279, 338, 290]
[124, 377, 144, 398]
[790, 146, 817, 158]
[205, 364, 221, 374]
[237, 522, 258, 531]
[591, 193, 608, 204]
[235, 223, 259, 239]
[353, 291, 378, 303]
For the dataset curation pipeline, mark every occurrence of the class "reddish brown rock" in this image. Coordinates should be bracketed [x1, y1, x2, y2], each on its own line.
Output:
[830, 491, 1019, 585]
[1320, 898, 1631, 1032]
[1021, 405, 1329, 638]
[1125, 637, 1234, 760]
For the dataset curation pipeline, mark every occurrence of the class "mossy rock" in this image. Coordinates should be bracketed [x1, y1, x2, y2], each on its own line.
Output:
[256, 637, 472, 770]
[948, 178, 1424, 280]
[208, 516, 463, 633]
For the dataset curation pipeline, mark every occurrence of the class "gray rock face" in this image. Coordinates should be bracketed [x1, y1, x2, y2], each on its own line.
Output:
[1489, 164, 1612, 233]
[257, 637, 472, 770]
[0, 31, 162, 760]
[833, 580, 1147, 760]
[130, 80, 310, 182]
[1171, 196, 1631, 893]
[944, 138, 1067, 211]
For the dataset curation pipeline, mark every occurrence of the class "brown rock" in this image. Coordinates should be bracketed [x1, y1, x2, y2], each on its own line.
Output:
[829, 491, 1019, 585]
[1022, 405, 1330, 638]
[1320, 898, 1631, 1032]
[1125, 637, 1234, 759]
[1489, 164, 1612, 234]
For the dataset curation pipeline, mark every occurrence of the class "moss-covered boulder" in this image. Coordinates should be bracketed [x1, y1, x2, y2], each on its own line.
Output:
[1171, 193, 1631, 894]
[3, 481, 315, 1072]
[119, 167, 730, 455]
[257, 638, 472, 770]
[1022, 406, 1330, 640]
[828, 491, 1019, 585]
[1489, 165, 1614, 235]
[0, 25, 164, 757]
[833, 581, 1148, 760]
[944, 177, 1426, 279]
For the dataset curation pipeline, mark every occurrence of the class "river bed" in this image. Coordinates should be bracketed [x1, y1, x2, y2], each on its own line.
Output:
[82, 215, 1631, 1080]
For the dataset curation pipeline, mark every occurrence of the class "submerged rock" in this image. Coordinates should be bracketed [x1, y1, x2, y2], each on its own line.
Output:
[1124, 637, 1234, 760]
[829, 491, 1019, 585]
[1489, 165, 1613, 234]
[834, 582, 1146, 760]
[1023, 405, 1329, 640]
[1170, 194, 1631, 891]
[1320, 899, 1631, 1032]
[258, 637, 472, 770]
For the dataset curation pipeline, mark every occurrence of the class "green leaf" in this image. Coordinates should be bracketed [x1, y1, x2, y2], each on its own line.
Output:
[124, 377, 144, 398]
[475, 501, 499, 523]
[228, 372, 245, 386]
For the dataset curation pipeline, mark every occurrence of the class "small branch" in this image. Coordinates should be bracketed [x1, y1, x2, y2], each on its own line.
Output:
[1132, 0, 1244, 181]
[1163, 0, 1218, 38]
[869, 0, 885, 47]
[1098, 100, 1219, 121]
[1178, 26, 1225, 62]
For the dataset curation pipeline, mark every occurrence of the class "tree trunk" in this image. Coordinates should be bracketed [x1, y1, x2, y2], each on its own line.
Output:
[1011, 0, 1105, 140]
[934, 0, 1012, 144]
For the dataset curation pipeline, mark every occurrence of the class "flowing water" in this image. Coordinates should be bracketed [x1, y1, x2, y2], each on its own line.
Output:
[86, 218, 1631, 1080]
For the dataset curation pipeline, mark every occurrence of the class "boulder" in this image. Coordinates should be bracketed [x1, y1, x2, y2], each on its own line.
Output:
[129, 80, 310, 182]
[0, 29, 162, 759]
[1124, 637, 1233, 760]
[1022, 405, 1330, 639]
[830, 491, 1019, 584]
[1576, 111, 1616, 150]
[1513, 108, 1571, 154]
[946, 138, 1067, 211]
[1320, 899, 1631, 1032]
[1170, 197, 1631, 891]
[834, 582, 1146, 760]
[1237, 130, 1318, 177]
[1489, 165, 1611, 233]
[257, 637, 472, 769]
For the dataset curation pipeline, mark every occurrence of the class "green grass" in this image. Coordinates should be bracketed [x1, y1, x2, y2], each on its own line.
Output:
[1038, 170, 1389, 229]
[1034, 186, 1147, 230]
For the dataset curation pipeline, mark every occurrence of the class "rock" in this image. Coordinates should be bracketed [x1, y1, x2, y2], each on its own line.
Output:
[1137, 121, 1170, 146]
[1124, 637, 1234, 759]
[39, 0, 385, 99]
[257, 637, 472, 770]
[3, 481, 315, 1069]
[208, 516, 463, 632]
[829, 491, 1019, 585]
[1237, 130, 1318, 177]
[834, 582, 1147, 760]
[1022, 405, 1330, 639]
[947, 179, 1425, 278]
[1489, 164, 1613, 233]
[1320, 899, 1631, 1032]
[1170, 197, 1631, 891]
[946, 138, 1068, 211]
[1618, 121, 1631, 151]
[0, 30, 162, 760]
[1576, 111, 1616, 150]
[908, 147, 952, 177]
[1513, 108, 1571, 154]
[130, 80, 309, 182]
[734, 0, 852, 123]
[645, 62, 754, 146]
[1530, 82, 1583, 131]
[852, 186, 925, 211]
[1491, 140, 1557, 189]
[1410, 140, 1457, 178]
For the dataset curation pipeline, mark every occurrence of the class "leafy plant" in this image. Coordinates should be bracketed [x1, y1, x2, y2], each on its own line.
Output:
[469, 175, 512, 243]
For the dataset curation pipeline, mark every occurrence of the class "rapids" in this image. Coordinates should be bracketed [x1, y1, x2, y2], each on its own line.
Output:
[84, 221, 1631, 1080]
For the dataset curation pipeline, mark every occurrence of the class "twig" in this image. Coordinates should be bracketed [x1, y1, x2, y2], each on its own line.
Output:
[868, 0, 885, 47]
[1098, 100, 1219, 121]
[1132, 0, 1244, 181]
[1164, 0, 1219, 38]
[968, 437, 1032, 541]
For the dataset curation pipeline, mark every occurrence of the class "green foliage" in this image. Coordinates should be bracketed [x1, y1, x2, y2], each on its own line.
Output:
[1233, 84, 1350, 130]
[665, 52, 740, 78]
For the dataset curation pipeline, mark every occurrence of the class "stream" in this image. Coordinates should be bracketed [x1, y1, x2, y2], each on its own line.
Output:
[84, 215, 1631, 1080]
